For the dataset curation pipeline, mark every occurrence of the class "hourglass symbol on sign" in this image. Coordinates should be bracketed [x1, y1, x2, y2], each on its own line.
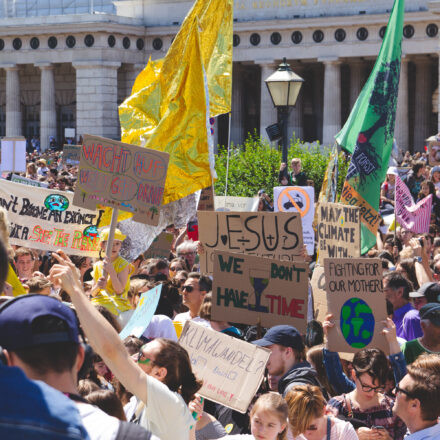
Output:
[248, 268, 269, 313]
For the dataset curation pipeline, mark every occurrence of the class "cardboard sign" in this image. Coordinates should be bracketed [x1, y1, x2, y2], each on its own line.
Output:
[214, 196, 258, 212]
[179, 321, 270, 413]
[311, 265, 327, 323]
[0, 138, 26, 173]
[198, 211, 303, 274]
[427, 135, 440, 166]
[198, 186, 215, 211]
[212, 251, 309, 331]
[62, 145, 81, 165]
[144, 232, 173, 259]
[0, 179, 102, 257]
[11, 174, 49, 188]
[317, 203, 360, 264]
[324, 258, 388, 354]
[73, 135, 169, 225]
[273, 186, 315, 255]
[119, 285, 162, 340]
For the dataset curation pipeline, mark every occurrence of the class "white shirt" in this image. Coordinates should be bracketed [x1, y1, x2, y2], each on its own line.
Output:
[75, 402, 120, 440]
[140, 375, 195, 440]
[173, 311, 211, 328]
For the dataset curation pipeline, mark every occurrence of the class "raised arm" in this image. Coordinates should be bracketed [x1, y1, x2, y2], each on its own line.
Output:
[49, 251, 149, 404]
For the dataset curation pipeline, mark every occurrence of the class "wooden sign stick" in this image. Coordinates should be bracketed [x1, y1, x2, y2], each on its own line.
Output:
[103, 208, 119, 279]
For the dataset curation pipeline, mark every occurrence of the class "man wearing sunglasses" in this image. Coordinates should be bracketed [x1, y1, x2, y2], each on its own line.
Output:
[173, 273, 212, 328]
[393, 354, 440, 439]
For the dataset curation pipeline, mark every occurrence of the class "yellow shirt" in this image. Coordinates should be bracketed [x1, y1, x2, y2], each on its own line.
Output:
[5, 264, 27, 297]
[91, 256, 134, 316]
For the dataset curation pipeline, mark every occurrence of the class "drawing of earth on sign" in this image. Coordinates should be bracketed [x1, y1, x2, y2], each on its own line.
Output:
[340, 298, 374, 348]
[44, 194, 69, 212]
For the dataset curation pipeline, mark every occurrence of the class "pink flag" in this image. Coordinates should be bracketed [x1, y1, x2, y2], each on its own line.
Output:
[395, 175, 432, 233]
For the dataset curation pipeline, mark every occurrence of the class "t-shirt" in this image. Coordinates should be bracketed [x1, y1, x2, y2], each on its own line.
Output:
[401, 309, 422, 341]
[139, 375, 194, 440]
[75, 402, 120, 440]
[401, 338, 440, 365]
[173, 311, 211, 328]
[291, 417, 358, 440]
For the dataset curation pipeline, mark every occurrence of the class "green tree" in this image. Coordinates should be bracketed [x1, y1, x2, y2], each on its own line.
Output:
[215, 131, 348, 198]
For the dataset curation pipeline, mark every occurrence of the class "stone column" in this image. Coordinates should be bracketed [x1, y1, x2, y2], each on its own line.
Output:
[4, 65, 22, 137]
[38, 63, 57, 151]
[349, 59, 364, 109]
[413, 56, 432, 152]
[74, 61, 121, 140]
[259, 61, 278, 143]
[395, 56, 409, 151]
[289, 65, 304, 142]
[230, 63, 243, 145]
[321, 58, 341, 146]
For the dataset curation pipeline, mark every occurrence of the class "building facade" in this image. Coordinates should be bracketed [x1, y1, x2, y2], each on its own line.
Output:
[0, 0, 439, 151]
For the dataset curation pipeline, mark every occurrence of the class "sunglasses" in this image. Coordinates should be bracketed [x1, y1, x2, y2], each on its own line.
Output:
[137, 350, 153, 365]
[181, 285, 194, 292]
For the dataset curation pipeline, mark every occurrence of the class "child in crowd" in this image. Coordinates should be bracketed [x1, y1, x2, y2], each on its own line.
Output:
[91, 228, 134, 325]
[226, 392, 288, 440]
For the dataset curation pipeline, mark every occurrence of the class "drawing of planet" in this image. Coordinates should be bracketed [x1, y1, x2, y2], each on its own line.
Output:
[340, 297, 374, 348]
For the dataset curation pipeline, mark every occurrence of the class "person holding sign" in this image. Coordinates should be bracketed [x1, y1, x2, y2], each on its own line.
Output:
[90, 228, 134, 324]
[49, 251, 199, 440]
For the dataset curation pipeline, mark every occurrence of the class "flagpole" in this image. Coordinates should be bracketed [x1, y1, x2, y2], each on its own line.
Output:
[224, 111, 232, 198]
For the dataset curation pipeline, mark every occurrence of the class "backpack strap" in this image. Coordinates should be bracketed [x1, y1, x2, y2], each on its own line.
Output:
[326, 416, 332, 440]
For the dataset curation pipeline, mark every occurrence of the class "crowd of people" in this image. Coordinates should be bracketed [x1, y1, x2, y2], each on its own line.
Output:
[1, 148, 440, 440]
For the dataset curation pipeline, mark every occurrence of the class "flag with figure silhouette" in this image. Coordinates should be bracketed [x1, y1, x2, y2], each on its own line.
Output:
[336, 0, 404, 254]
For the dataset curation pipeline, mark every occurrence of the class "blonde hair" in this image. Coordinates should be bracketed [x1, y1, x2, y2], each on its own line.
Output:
[0, 207, 14, 258]
[251, 393, 288, 440]
[285, 385, 326, 437]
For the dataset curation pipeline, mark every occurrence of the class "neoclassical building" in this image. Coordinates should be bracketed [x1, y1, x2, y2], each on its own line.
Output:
[0, 0, 439, 151]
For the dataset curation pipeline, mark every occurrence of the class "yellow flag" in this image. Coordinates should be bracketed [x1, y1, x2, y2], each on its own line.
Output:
[119, 0, 232, 204]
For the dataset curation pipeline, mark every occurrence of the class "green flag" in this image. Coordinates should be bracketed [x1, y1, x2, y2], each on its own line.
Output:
[336, 0, 404, 254]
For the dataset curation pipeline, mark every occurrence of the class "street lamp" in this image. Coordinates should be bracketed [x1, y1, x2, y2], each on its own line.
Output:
[265, 58, 304, 163]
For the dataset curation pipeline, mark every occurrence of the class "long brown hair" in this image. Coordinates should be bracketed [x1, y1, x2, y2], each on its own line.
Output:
[154, 338, 202, 404]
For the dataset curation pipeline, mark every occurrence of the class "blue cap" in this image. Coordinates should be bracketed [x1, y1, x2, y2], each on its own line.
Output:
[0, 294, 80, 351]
[420, 303, 440, 327]
[252, 325, 304, 351]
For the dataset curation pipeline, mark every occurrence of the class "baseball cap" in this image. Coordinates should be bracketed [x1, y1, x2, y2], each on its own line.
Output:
[420, 303, 440, 327]
[0, 294, 80, 351]
[252, 325, 304, 351]
[432, 166, 440, 174]
[100, 227, 126, 242]
[410, 282, 440, 302]
[387, 167, 398, 176]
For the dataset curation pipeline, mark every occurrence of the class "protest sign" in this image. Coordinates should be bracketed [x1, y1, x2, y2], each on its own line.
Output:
[119, 284, 162, 339]
[73, 135, 169, 226]
[179, 321, 270, 413]
[214, 196, 258, 212]
[324, 258, 388, 354]
[317, 202, 360, 264]
[311, 265, 327, 323]
[427, 134, 440, 166]
[273, 186, 315, 255]
[144, 232, 173, 259]
[0, 138, 26, 173]
[198, 186, 215, 211]
[65, 128, 75, 138]
[62, 145, 81, 165]
[0, 179, 102, 257]
[198, 211, 303, 274]
[11, 174, 49, 188]
[212, 251, 309, 330]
